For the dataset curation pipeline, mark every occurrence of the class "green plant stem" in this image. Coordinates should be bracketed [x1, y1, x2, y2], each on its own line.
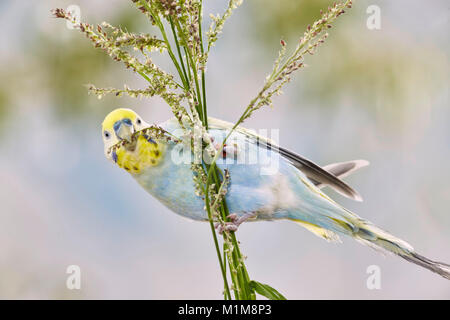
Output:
[204, 163, 239, 298]
[198, 3, 253, 297]
[199, 2, 208, 128]
[139, 1, 188, 89]
[141, 0, 255, 300]
[222, 244, 228, 299]
[166, 7, 236, 298]
[204, 185, 232, 299]
[201, 71, 207, 126]
[198, 2, 246, 298]
[206, 163, 255, 300]
[174, 19, 204, 122]
[169, 17, 190, 91]
[206, 161, 254, 300]
[184, 47, 192, 83]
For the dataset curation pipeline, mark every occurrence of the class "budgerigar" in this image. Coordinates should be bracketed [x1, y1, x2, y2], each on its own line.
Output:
[102, 108, 450, 280]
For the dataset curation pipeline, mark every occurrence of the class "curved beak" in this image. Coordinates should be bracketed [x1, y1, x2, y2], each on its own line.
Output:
[114, 118, 134, 142]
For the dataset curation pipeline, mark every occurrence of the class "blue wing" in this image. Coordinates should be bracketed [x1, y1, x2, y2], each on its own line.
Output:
[138, 118, 362, 236]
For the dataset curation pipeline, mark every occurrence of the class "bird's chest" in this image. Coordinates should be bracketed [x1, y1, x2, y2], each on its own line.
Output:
[134, 160, 207, 220]
[114, 136, 165, 174]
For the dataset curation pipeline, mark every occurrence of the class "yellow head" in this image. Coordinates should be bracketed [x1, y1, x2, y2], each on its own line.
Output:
[101, 108, 149, 159]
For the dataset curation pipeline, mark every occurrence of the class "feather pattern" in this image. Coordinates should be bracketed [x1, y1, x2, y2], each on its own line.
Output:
[207, 118, 363, 201]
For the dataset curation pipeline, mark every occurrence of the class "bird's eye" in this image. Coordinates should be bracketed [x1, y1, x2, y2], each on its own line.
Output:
[104, 131, 110, 139]
[136, 118, 142, 125]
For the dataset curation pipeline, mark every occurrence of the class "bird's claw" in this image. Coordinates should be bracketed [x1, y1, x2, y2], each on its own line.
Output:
[213, 142, 239, 159]
[215, 221, 238, 235]
[214, 213, 251, 235]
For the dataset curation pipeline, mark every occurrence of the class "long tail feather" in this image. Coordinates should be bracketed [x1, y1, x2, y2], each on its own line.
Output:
[353, 220, 450, 280]
[291, 169, 449, 280]
[399, 252, 450, 280]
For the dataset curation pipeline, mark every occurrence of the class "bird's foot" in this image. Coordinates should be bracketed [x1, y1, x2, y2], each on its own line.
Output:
[214, 212, 257, 235]
[212, 141, 239, 159]
[215, 221, 238, 235]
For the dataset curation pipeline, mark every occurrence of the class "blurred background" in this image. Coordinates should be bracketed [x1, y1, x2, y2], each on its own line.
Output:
[0, 0, 449, 299]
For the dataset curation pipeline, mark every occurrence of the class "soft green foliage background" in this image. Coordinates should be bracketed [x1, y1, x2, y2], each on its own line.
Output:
[0, 0, 449, 298]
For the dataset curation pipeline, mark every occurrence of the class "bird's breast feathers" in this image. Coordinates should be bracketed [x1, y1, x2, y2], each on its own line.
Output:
[114, 135, 165, 174]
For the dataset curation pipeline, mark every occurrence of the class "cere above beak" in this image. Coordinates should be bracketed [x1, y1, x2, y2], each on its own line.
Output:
[114, 118, 134, 142]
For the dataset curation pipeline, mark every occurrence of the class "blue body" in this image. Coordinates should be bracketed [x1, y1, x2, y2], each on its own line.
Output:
[132, 118, 359, 236]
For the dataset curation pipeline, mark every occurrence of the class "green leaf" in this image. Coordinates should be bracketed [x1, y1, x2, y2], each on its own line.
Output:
[249, 280, 287, 300]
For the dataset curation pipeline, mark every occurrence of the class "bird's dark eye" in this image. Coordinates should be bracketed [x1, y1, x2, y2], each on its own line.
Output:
[104, 131, 110, 139]
[136, 118, 141, 125]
